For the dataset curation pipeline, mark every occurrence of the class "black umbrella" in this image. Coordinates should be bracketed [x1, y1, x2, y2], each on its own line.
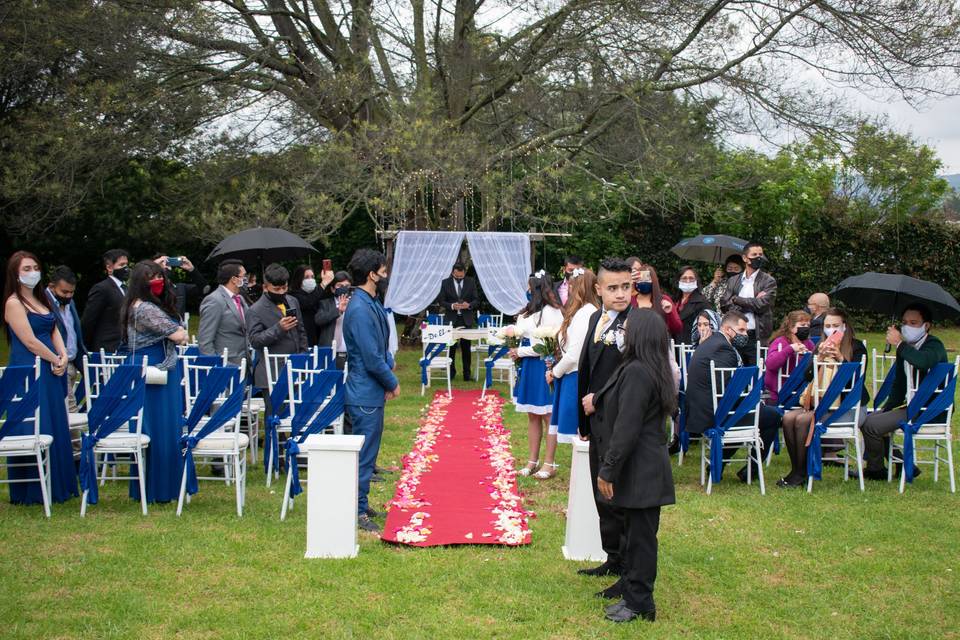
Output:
[670, 234, 748, 263]
[829, 272, 960, 321]
[205, 227, 318, 265]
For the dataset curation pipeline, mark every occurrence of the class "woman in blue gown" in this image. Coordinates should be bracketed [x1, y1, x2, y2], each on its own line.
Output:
[3, 251, 79, 504]
[120, 260, 189, 504]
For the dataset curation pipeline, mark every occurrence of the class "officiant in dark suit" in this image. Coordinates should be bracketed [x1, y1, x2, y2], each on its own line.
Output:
[437, 262, 479, 381]
[576, 258, 634, 586]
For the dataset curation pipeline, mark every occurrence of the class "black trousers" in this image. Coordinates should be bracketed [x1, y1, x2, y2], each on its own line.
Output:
[622, 506, 661, 613]
[589, 439, 625, 568]
[739, 330, 759, 366]
[449, 338, 472, 379]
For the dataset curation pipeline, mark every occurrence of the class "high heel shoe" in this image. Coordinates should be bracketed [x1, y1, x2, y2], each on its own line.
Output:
[518, 460, 539, 477]
[533, 462, 559, 480]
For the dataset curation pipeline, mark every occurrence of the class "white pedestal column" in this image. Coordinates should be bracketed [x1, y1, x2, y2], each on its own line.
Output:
[302, 433, 365, 559]
[562, 439, 607, 562]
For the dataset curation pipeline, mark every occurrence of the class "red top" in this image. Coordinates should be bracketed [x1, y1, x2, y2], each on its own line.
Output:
[631, 294, 683, 337]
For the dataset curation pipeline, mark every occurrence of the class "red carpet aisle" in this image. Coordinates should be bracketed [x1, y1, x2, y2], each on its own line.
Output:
[381, 390, 533, 547]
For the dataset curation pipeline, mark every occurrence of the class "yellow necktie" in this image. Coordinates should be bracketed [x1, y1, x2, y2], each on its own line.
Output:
[593, 311, 612, 343]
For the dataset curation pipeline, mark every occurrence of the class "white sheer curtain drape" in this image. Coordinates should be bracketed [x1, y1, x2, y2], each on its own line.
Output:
[383, 231, 465, 353]
[465, 232, 530, 315]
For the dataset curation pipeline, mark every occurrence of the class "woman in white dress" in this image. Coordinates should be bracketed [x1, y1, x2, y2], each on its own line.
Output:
[510, 271, 564, 477]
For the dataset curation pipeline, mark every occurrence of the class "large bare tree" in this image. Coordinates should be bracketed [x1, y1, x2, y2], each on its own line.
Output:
[130, 0, 960, 231]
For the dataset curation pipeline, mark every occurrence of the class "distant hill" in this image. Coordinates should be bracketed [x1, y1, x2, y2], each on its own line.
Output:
[943, 174, 960, 191]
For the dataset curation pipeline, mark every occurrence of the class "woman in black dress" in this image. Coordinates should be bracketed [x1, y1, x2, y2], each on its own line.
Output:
[592, 307, 677, 623]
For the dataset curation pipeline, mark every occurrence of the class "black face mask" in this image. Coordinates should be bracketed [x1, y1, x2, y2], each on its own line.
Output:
[334, 286, 350, 298]
[750, 256, 768, 271]
[113, 266, 130, 281]
[375, 275, 389, 299]
[265, 290, 286, 305]
[795, 326, 811, 341]
[54, 295, 72, 307]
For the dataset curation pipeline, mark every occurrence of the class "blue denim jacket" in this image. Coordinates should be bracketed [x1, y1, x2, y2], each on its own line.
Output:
[343, 289, 398, 407]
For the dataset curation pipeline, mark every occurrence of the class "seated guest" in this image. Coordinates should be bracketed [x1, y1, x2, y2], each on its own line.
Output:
[701, 255, 744, 312]
[806, 292, 830, 342]
[859, 303, 947, 480]
[720, 242, 776, 365]
[198, 259, 250, 366]
[675, 266, 709, 344]
[763, 310, 813, 405]
[546, 267, 599, 449]
[45, 265, 86, 412]
[685, 311, 780, 482]
[778, 308, 868, 487]
[691, 309, 721, 347]
[437, 262, 480, 381]
[288, 265, 330, 347]
[625, 258, 682, 339]
[81, 248, 130, 353]
[246, 264, 308, 413]
[316, 271, 352, 355]
[592, 308, 676, 623]
[555, 254, 585, 306]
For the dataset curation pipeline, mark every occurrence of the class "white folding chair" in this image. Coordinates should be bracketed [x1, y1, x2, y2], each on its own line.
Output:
[80, 356, 149, 516]
[420, 324, 455, 397]
[806, 356, 867, 492]
[0, 359, 52, 518]
[473, 314, 504, 380]
[889, 356, 958, 493]
[701, 363, 765, 495]
[675, 342, 696, 466]
[263, 349, 318, 485]
[177, 359, 249, 516]
[870, 347, 899, 413]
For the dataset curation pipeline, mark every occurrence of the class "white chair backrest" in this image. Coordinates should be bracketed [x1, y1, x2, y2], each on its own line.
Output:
[263, 348, 292, 395]
[871, 347, 898, 401]
[910, 355, 958, 429]
[0, 358, 41, 439]
[709, 362, 760, 434]
[83, 355, 148, 435]
[810, 355, 865, 423]
[183, 356, 244, 413]
[421, 324, 456, 347]
[183, 358, 247, 442]
[774, 342, 808, 392]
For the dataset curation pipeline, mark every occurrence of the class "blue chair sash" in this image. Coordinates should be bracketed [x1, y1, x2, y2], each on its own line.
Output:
[484, 345, 510, 388]
[775, 354, 812, 415]
[477, 314, 492, 327]
[78, 365, 146, 504]
[427, 314, 443, 324]
[316, 346, 335, 369]
[806, 362, 864, 481]
[0, 366, 41, 440]
[898, 362, 956, 483]
[262, 353, 312, 473]
[704, 367, 761, 483]
[873, 364, 897, 412]
[419, 343, 448, 385]
[285, 371, 345, 498]
[180, 370, 245, 496]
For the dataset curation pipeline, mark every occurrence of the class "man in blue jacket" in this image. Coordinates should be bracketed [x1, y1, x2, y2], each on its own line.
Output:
[343, 249, 400, 533]
[45, 265, 87, 412]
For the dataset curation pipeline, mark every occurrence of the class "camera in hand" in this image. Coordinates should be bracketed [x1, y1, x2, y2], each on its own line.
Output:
[166, 256, 182, 268]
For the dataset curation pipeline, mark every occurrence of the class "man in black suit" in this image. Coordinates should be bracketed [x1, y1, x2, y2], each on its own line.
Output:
[436, 262, 479, 381]
[81, 248, 130, 352]
[685, 310, 780, 480]
[576, 258, 633, 586]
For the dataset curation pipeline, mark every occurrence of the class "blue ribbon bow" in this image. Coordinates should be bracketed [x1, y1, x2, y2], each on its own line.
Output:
[285, 371, 345, 498]
[179, 367, 242, 496]
[484, 345, 510, 388]
[898, 362, 956, 483]
[420, 343, 448, 385]
[704, 367, 762, 483]
[806, 362, 864, 481]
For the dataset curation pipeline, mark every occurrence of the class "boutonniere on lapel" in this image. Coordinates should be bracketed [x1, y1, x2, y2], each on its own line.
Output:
[601, 328, 622, 346]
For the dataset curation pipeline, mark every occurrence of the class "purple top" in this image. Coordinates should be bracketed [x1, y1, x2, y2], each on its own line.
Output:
[763, 335, 815, 405]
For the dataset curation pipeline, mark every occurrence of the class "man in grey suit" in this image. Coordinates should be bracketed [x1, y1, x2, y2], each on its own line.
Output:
[246, 263, 308, 412]
[198, 260, 251, 366]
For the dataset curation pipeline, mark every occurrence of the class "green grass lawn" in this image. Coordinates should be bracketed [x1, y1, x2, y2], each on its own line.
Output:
[1, 330, 959, 639]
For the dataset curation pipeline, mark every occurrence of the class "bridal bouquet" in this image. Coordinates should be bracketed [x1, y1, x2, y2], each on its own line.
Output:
[494, 324, 521, 349]
[531, 325, 560, 364]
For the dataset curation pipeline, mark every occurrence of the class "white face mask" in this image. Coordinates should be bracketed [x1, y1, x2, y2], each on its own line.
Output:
[678, 281, 698, 293]
[901, 324, 927, 345]
[301, 278, 317, 293]
[19, 271, 42, 288]
[823, 325, 844, 338]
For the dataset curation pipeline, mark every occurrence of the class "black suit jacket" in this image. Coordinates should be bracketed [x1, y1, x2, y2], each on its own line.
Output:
[437, 276, 479, 328]
[684, 333, 740, 434]
[593, 361, 676, 509]
[81, 277, 126, 352]
[677, 290, 709, 344]
[576, 309, 626, 437]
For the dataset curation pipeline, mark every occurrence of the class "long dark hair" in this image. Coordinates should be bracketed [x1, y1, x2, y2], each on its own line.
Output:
[629, 260, 667, 320]
[819, 307, 859, 362]
[121, 260, 179, 341]
[622, 308, 677, 416]
[522, 272, 560, 317]
[290, 264, 313, 292]
[3, 251, 51, 338]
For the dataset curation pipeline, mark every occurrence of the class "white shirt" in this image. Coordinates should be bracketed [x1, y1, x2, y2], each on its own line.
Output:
[515, 306, 565, 358]
[738, 270, 758, 331]
[552, 303, 598, 378]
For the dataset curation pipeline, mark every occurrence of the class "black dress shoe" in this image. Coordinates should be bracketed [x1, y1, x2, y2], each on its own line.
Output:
[365, 507, 383, 518]
[357, 514, 380, 533]
[776, 476, 804, 488]
[604, 600, 655, 623]
[463, 375, 474, 382]
[894, 462, 922, 480]
[371, 473, 384, 483]
[578, 560, 620, 577]
[595, 579, 623, 599]
[667, 436, 681, 455]
[853, 467, 889, 481]
[736, 466, 750, 483]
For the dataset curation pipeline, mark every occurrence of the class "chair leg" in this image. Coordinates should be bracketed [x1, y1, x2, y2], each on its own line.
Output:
[265, 447, 274, 488]
[887, 438, 895, 483]
[136, 449, 149, 515]
[946, 437, 956, 493]
[176, 463, 188, 517]
[35, 449, 51, 518]
[235, 454, 243, 517]
[99, 455, 109, 487]
[446, 365, 452, 398]
[280, 467, 294, 521]
[700, 440, 707, 487]
[80, 489, 89, 517]
[934, 441, 940, 483]
[755, 441, 765, 495]
[854, 435, 865, 492]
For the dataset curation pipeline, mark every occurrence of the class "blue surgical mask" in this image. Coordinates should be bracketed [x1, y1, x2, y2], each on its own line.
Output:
[525, 291, 532, 302]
